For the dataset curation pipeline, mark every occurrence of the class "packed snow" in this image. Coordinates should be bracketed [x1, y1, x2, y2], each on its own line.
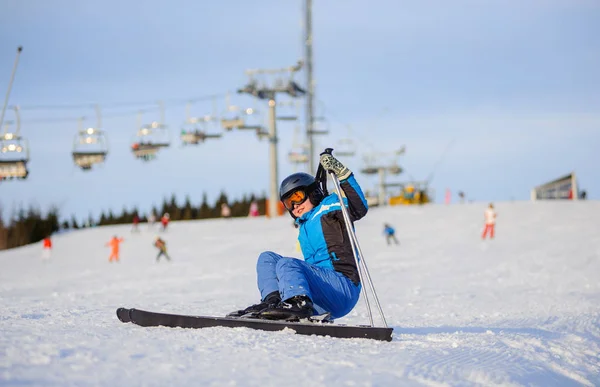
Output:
[1, 201, 599, 386]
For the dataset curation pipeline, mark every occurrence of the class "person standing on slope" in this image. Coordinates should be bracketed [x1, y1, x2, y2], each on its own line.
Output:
[248, 200, 259, 217]
[106, 235, 124, 262]
[383, 223, 399, 245]
[131, 214, 140, 233]
[42, 235, 52, 260]
[147, 212, 156, 229]
[481, 203, 497, 240]
[221, 203, 232, 219]
[160, 213, 170, 231]
[154, 236, 171, 262]
[229, 152, 368, 321]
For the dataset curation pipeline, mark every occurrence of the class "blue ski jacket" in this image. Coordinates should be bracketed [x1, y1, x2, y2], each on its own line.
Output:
[384, 225, 395, 236]
[295, 174, 368, 285]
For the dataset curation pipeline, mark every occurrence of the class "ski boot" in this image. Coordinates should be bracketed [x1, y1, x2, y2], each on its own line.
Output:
[227, 291, 281, 318]
[257, 295, 315, 321]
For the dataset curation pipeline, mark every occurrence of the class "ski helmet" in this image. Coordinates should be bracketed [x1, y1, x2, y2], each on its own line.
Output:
[279, 172, 324, 217]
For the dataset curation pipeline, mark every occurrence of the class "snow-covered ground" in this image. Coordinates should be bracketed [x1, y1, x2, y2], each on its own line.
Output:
[1, 201, 599, 386]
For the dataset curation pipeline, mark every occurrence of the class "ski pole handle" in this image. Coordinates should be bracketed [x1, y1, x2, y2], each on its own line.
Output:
[320, 148, 334, 156]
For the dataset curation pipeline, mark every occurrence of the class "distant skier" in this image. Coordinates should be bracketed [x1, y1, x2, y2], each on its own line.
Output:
[132, 214, 140, 232]
[160, 213, 170, 231]
[445, 188, 451, 205]
[221, 203, 231, 219]
[248, 200, 259, 217]
[42, 236, 52, 260]
[154, 236, 171, 262]
[383, 223, 399, 245]
[147, 212, 156, 229]
[229, 152, 368, 321]
[481, 203, 497, 240]
[106, 235, 124, 262]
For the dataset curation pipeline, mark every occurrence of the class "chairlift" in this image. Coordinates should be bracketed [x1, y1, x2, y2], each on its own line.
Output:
[0, 107, 30, 180]
[288, 150, 309, 164]
[361, 166, 379, 175]
[237, 107, 263, 131]
[288, 122, 309, 164]
[181, 101, 222, 145]
[72, 127, 109, 171]
[360, 153, 379, 175]
[335, 138, 356, 157]
[276, 100, 301, 122]
[220, 94, 246, 131]
[388, 164, 403, 175]
[132, 108, 170, 161]
[72, 108, 108, 171]
[181, 113, 222, 146]
[309, 117, 329, 136]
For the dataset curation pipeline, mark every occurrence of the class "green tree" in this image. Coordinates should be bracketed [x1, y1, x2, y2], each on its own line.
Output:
[181, 195, 193, 221]
[71, 215, 80, 229]
[198, 192, 211, 219]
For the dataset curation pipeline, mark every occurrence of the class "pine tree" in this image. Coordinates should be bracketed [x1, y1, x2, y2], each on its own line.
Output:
[168, 194, 181, 220]
[198, 192, 211, 219]
[0, 206, 7, 250]
[71, 215, 80, 229]
[46, 206, 60, 236]
[107, 210, 116, 225]
[99, 211, 108, 226]
[160, 197, 169, 219]
[182, 195, 193, 221]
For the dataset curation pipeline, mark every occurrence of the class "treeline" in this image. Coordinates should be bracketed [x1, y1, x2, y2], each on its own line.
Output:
[0, 191, 266, 251]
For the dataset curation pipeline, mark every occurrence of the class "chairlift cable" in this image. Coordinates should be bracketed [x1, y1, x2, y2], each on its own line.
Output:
[16, 92, 227, 111]
[425, 138, 456, 184]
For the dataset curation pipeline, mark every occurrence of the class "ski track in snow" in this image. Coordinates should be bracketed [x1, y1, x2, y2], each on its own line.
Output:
[1, 201, 599, 386]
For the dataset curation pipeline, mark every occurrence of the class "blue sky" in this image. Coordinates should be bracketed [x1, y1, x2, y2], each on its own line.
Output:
[1, 0, 598, 222]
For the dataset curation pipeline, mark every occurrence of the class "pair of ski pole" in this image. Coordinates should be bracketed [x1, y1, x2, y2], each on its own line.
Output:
[321, 148, 388, 328]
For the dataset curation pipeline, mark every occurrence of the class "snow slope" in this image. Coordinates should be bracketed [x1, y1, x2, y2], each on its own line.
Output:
[1, 201, 599, 386]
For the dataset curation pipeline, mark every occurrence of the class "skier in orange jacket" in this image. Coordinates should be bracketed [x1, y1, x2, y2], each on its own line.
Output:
[106, 235, 124, 262]
[42, 236, 52, 260]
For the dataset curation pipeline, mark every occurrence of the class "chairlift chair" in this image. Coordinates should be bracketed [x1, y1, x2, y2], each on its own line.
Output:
[288, 150, 309, 164]
[0, 107, 30, 180]
[287, 118, 309, 164]
[132, 116, 170, 160]
[181, 116, 222, 145]
[237, 107, 263, 131]
[388, 164, 403, 175]
[72, 126, 109, 171]
[361, 166, 379, 175]
[335, 138, 356, 157]
[220, 101, 246, 131]
[276, 100, 301, 121]
[0, 131, 30, 180]
[309, 118, 330, 136]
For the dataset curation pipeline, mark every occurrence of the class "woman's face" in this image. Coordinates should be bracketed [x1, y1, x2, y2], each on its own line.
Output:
[292, 197, 314, 218]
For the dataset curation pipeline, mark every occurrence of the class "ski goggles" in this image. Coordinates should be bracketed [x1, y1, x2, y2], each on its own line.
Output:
[282, 189, 308, 210]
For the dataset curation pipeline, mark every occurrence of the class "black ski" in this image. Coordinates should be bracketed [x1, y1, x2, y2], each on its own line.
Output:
[116, 307, 393, 342]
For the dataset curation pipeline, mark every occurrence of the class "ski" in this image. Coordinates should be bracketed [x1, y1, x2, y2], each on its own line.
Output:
[116, 307, 393, 342]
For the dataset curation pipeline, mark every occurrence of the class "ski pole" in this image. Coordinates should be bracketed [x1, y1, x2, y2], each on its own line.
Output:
[321, 148, 388, 327]
[328, 171, 388, 328]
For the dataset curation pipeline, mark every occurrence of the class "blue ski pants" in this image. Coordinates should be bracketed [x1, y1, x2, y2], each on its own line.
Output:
[256, 251, 361, 319]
